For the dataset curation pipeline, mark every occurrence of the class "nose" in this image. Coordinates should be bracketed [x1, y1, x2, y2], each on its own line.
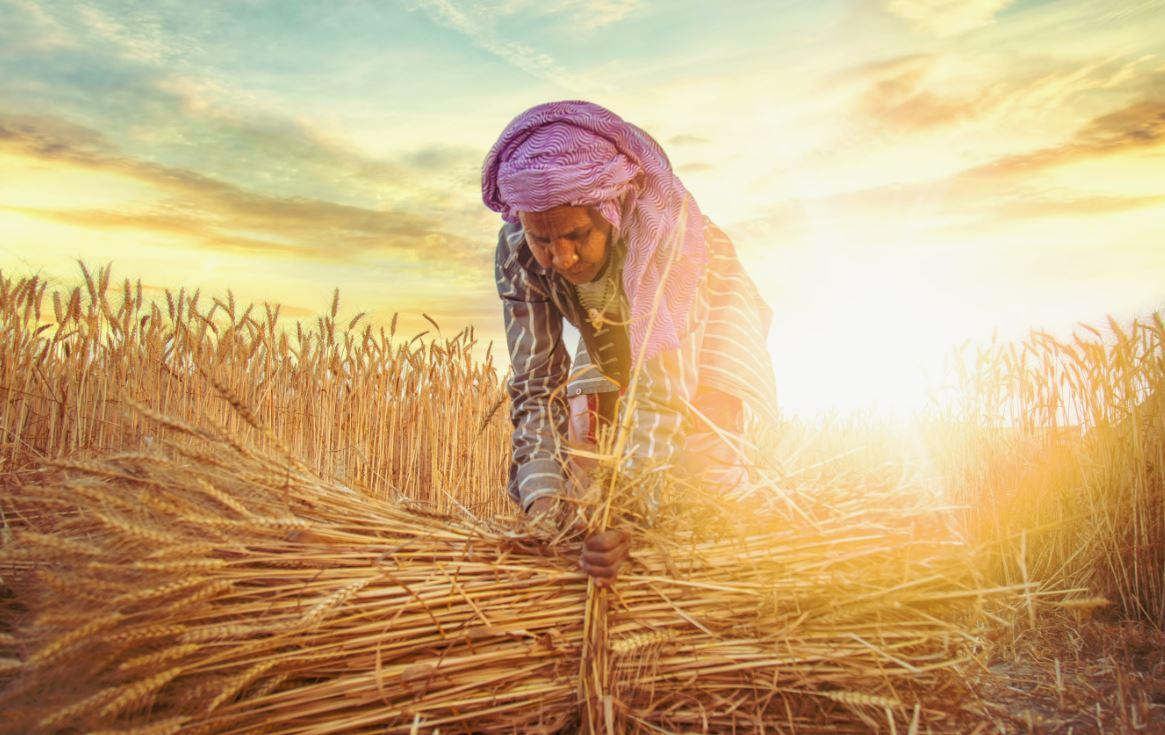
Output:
[549, 240, 579, 270]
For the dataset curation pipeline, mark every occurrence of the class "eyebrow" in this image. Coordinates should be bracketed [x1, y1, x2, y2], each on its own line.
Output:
[530, 226, 590, 240]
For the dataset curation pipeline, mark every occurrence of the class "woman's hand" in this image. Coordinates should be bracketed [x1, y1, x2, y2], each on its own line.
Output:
[527, 498, 631, 587]
[580, 529, 631, 588]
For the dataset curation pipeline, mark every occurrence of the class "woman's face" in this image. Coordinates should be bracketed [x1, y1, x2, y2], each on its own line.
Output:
[519, 205, 613, 285]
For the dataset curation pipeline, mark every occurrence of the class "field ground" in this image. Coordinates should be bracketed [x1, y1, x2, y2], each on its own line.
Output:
[973, 617, 1165, 733]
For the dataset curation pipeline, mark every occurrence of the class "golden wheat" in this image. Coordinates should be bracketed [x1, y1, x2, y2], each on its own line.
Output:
[0, 265, 512, 516]
[0, 410, 1009, 734]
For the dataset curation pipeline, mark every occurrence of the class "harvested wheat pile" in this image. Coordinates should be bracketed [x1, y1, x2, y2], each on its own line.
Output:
[0, 408, 1006, 734]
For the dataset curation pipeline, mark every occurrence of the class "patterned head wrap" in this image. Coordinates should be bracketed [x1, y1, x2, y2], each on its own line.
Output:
[482, 100, 707, 363]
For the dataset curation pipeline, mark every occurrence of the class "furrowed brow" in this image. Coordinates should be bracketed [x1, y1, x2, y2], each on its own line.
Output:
[529, 226, 590, 241]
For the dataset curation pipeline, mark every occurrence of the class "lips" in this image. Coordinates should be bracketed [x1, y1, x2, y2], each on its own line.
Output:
[565, 265, 590, 281]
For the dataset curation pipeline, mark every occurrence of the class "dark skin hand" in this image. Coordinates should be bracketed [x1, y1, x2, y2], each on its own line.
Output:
[579, 528, 631, 588]
[529, 497, 632, 587]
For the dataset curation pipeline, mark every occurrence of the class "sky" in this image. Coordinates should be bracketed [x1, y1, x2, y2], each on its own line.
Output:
[1, 0, 1163, 416]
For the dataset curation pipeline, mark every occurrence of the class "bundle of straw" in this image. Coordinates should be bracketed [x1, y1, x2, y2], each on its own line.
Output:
[0, 408, 1000, 734]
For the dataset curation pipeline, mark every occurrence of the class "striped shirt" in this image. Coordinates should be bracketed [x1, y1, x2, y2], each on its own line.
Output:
[495, 215, 779, 510]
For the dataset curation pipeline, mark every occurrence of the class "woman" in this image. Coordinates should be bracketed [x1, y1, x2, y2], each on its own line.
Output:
[482, 100, 779, 583]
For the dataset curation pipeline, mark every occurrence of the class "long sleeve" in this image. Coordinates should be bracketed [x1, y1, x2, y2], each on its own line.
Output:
[495, 227, 571, 511]
[619, 218, 776, 483]
[619, 283, 708, 478]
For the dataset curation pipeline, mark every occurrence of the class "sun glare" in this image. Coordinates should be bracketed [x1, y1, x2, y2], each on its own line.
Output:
[753, 218, 967, 417]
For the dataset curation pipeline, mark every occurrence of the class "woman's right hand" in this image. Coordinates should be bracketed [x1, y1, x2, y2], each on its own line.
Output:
[581, 529, 632, 588]
[527, 498, 631, 587]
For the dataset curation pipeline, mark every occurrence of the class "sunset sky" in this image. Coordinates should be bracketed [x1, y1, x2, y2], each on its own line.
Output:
[1, 0, 1163, 415]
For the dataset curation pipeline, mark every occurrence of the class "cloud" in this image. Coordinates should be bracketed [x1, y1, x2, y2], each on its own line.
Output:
[993, 193, 1165, 220]
[0, 39, 490, 234]
[75, 4, 177, 64]
[0, 4, 486, 220]
[796, 58, 1165, 208]
[0, 113, 491, 267]
[450, 0, 643, 30]
[852, 57, 988, 130]
[401, 143, 482, 173]
[883, 0, 1016, 36]
[573, 0, 642, 29]
[408, 0, 607, 93]
[799, 95, 1165, 233]
[104, 72, 437, 200]
[404, 0, 642, 91]
[1, 205, 319, 258]
[828, 54, 937, 86]
[0, 113, 114, 157]
[11, 1, 218, 66]
[667, 133, 710, 146]
[835, 52, 1160, 139]
[961, 98, 1165, 179]
[0, 0, 77, 50]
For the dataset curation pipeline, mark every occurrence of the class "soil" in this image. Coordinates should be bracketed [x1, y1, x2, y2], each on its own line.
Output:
[966, 615, 1165, 733]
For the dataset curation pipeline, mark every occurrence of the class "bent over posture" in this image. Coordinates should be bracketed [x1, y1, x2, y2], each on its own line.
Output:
[481, 101, 779, 583]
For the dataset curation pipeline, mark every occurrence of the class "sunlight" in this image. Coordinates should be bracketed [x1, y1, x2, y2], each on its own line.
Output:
[755, 219, 961, 417]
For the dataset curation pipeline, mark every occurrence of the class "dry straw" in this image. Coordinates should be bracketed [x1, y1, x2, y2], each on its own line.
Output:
[0, 402, 1007, 733]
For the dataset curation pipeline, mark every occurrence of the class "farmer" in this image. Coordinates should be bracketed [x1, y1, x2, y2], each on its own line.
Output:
[482, 101, 779, 585]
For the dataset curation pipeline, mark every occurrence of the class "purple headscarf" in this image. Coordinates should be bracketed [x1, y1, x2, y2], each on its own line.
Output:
[482, 100, 708, 363]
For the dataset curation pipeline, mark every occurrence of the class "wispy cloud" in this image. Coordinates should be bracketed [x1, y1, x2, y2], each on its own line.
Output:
[833, 51, 1160, 138]
[807, 93, 1165, 233]
[406, 0, 621, 92]
[451, 0, 643, 30]
[0, 0, 77, 50]
[75, 3, 184, 64]
[572, 0, 642, 29]
[667, 133, 710, 146]
[960, 96, 1165, 178]
[0, 113, 489, 267]
[2, 1, 486, 215]
[1, 205, 320, 259]
[2, 50, 486, 229]
[883, 0, 1016, 36]
[852, 56, 988, 130]
[993, 193, 1165, 220]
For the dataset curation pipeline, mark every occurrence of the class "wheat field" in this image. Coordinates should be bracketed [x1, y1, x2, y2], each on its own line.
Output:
[0, 264, 512, 516]
[0, 263, 1162, 733]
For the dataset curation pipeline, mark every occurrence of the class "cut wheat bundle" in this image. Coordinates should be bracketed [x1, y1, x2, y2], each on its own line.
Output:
[0, 410, 1008, 734]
